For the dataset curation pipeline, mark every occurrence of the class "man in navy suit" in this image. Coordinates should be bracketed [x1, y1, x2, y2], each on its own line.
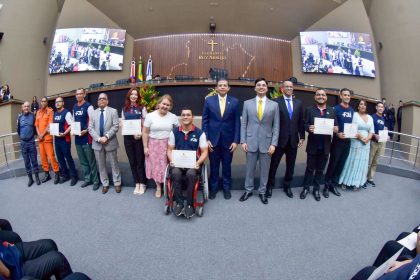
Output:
[266, 81, 305, 199]
[202, 79, 241, 200]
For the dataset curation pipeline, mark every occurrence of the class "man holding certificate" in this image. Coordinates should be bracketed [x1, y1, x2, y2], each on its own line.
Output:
[367, 102, 387, 187]
[300, 89, 338, 201]
[167, 108, 208, 219]
[324, 88, 354, 198]
[53, 97, 78, 186]
[121, 88, 148, 195]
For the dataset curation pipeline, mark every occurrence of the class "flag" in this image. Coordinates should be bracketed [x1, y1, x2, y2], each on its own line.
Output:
[130, 57, 136, 83]
[137, 57, 143, 82]
[146, 55, 152, 81]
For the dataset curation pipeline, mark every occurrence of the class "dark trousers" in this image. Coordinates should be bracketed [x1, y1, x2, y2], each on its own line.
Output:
[267, 138, 298, 189]
[397, 118, 402, 142]
[15, 239, 72, 280]
[303, 152, 329, 191]
[209, 144, 233, 192]
[325, 137, 351, 186]
[55, 140, 77, 179]
[124, 136, 146, 185]
[170, 167, 199, 205]
[21, 140, 39, 175]
[388, 121, 395, 139]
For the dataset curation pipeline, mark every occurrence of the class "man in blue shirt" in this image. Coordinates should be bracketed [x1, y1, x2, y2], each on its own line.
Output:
[324, 88, 354, 198]
[367, 101, 387, 187]
[167, 108, 208, 219]
[17, 101, 41, 187]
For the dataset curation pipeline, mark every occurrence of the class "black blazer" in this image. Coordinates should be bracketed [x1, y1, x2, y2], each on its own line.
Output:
[304, 105, 337, 155]
[273, 96, 305, 149]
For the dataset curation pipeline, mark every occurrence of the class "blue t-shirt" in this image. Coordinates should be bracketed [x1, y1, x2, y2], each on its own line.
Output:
[371, 113, 386, 134]
[73, 101, 92, 145]
[334, 104, 354, 133]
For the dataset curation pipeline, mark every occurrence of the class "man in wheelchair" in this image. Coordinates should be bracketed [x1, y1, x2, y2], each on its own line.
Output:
[167, 108, 209, 218]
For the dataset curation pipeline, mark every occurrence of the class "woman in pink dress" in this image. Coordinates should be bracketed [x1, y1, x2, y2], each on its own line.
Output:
[142, 95, 179, 198]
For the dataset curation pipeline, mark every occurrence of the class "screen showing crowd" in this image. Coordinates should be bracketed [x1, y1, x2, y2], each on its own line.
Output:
[49, 28, 126, 74]
[300, 31, 376, 78]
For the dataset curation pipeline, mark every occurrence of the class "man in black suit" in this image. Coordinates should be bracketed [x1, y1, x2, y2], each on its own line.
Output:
[266, 81, 305, 198]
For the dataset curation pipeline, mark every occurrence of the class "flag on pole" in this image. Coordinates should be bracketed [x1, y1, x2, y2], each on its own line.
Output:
[137, 56, 143, 82]
[146, 55, 152, 81]
[130, 57, 136, 84]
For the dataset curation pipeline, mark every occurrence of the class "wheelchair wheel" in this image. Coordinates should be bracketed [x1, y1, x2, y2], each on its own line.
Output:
[164, 204, 171, 215]
[163, 164, 170, 198]
[196, 206, 204, 217]
[201, 165, 209, 202]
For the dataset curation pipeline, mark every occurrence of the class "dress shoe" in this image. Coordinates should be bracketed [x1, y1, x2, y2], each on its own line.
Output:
[329, 186, 341, 196]
[34, 173, 41, 185]
[27, 174, 34, 187]
[53, 172, 60, 184]
[209, 191, 217, 200]
[70, 178, 78, 186]
[322, 187, 329, 198]
[115, 185, 122, 193]
[313, 190, 321, 201]
[102, 186, 109, 194]
[81, 181, 92, 188]
[92, 183, 100, 191]
[284, 187, 293, 198]
[59, 175, 70, 184]
[367, 180, 376, 187]
[223, 190, 231, 200]
[133, 184, 140, 195]
[185, 205, 195, 219]
[265, 187, 272, 198]
[300, 188, 309, 199]
[259, 194, 268, 204]
[239, 191, 253, 202]
[41, 172, 51, 183]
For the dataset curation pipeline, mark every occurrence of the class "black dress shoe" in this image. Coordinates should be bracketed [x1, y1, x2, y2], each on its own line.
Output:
[92, 183, 100, 191]
[223, 190, 231, 200]
[265, 187, 272, 198]
[81, 181, 92, 188]
[59, 175, 70, 184]
[259, 194, 268, 204]
[313, 190, 321, 201]
[284, 187, 293, 198]
[329, 186, 341, 196]
[300, 188, 309, 199]
[41, 172, 51, 183]
[70, 178, 78, 186]
[322, 187, 329, 198]
[239, 191, 253, 202]
[53, 172, 60, 185]
[209, 191, 217, 200]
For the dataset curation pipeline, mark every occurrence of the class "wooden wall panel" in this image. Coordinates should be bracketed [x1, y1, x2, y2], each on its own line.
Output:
[134, 34, 292, 81]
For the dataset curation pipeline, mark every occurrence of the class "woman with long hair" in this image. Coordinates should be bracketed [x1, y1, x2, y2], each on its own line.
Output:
[121, 88, 148, 195]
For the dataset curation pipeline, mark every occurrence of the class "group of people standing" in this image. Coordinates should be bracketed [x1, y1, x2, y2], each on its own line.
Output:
[17, 78, 390, 213]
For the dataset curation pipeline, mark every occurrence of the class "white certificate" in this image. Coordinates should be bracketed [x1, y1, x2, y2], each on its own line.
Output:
[314, 117, 334, 135]
[172, 150, 196, 169]
[397, 232, 418, 251]
[121, 119, 142, 135]
[378, 130, 388, 142]
[367, 248, 403, 280]
[344, 123, 358, 138]
[70, 122, 81, 136]
[49, 123, 59, 136]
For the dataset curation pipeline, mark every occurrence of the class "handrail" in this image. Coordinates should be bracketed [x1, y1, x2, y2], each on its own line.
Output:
[382, 131, 420, 170]
[0, 132, 17, 140]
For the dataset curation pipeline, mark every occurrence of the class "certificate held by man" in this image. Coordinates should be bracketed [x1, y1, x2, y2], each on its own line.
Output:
[172, 150, 196, 169]
[70, 121, 81, 136]
[378, 130, 388, 142]
[121, 119, 142, 136]
[314, 117, 334, 135]
[49, 123, 59, 136]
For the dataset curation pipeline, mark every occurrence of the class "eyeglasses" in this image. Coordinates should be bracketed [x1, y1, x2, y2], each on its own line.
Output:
[98, 97, 107, 100]
[55, 101, 63, 103]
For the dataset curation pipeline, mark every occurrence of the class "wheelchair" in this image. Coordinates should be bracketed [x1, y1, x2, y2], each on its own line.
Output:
[163, 164, 209, 217]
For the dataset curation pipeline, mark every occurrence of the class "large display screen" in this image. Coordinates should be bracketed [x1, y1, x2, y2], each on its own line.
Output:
[300, 31, 375, 78]
[49, 28, 126, 74]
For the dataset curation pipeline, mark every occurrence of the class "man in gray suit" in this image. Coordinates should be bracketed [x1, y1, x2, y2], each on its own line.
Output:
[88, 93, 122, 194]
[240, 78, 280, 204]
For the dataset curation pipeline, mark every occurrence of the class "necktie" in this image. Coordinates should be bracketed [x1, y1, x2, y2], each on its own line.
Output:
[286, 99, 293, 120]
[258, 99, 263, 121]
[99, 109, 104, 137]
[220, 97, 225, 117]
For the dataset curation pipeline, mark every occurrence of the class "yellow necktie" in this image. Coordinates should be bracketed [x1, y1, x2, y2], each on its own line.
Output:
[220, 97, 225, 117]
[258, 99, 263, 121]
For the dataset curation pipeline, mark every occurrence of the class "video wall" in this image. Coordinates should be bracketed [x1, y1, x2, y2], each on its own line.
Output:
[49, 28, 126, 74]
[300, 31, 376, 78]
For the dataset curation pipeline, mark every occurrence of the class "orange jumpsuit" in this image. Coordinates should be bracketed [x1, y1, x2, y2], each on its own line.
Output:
[35, 107, 60, 172]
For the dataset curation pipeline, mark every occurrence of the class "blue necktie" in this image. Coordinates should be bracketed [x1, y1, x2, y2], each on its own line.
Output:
[286, 99, 293, 120]
[99, 109, 104, 137]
